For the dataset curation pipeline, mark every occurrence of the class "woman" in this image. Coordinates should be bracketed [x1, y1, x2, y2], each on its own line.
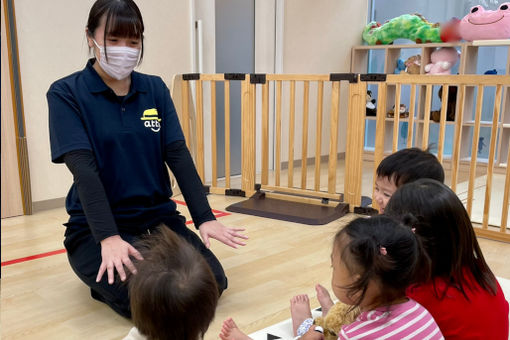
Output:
[47, 0, 247, 318]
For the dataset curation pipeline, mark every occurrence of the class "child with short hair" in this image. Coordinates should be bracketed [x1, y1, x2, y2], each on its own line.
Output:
[385, 179, 509, 340]
[374, 147, 444, 214]
[123, 226, 219, 340]
[220, 216, 443, 340]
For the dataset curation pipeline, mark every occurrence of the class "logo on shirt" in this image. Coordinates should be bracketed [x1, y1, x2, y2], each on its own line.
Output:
[140, 108, 161, 132]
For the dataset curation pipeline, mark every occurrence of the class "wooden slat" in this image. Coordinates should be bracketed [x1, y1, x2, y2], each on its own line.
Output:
[328, 81, 340, 194]
[211, 81, 217, 187]
[392, 84, 401, 152]
[501, 143, 510, 232]
[437, 85, 449, 163]
[301, 81, 310, 189]
[406, 84, 416, 148]
[314, 81, 324, 191]
[421, 84, 433, 149]
[196, 80, 205, 181]
[344, 80, 365, 208]
[467, 85, 484, 216]
[241, 78, 255, 196]
[482, 85, 502, 228]
[224, 80, 231, 188]
[181, 80, 190, 148]
[372, 83, 387, 211]
[262, 81, 270, 185]
[386, 74, 510, 85]
[474, 228, 510, 243]
[275, 80, 282, 187]
[266, 74, 330, 81]
[451, 85, 466, 192]
[199, 74, 226, 81]
[251, 83, 256, 189]
[288, 81, 296, 188]
[261, 185, 342, 200]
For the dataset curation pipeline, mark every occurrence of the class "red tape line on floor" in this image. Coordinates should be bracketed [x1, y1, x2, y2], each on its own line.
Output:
[1, 201, 231, 267]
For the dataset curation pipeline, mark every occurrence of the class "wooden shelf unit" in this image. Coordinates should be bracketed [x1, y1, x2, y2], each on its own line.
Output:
[352, 41, 510, 168]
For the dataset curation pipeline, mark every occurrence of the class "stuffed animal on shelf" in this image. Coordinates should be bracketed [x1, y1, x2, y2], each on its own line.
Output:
[366, 90, 377, 116]
[404, 55, 421, 74]
[313, 302, 360, 340]
[424, 47, 460, 75]
[362, 14, 461, 45]
[387, 104, 409, 118]
[459, 3, 510, 41]
[395, 58, 406, 74]
[430, 85, 457, 122]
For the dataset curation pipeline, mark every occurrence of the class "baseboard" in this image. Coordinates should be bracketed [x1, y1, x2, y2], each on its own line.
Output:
[32, 197, 66, 213]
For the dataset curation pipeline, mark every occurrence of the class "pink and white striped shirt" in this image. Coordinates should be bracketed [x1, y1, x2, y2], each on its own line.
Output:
[338, 298, 443, 340]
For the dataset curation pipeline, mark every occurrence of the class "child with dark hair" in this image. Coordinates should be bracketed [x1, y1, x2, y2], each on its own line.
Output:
[123, 226, 219, 340]
[220, 216, 443, 340]
[290, 147, 445, 332]
[385, 179, 509, 340]
[374, 147, 444, 214]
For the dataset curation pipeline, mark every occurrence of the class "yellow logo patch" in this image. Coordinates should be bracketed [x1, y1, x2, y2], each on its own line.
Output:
[141, 108, 161, 132]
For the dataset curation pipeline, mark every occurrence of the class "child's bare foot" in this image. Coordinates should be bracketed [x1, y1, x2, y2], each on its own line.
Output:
[290, 294, 312, 336]
[219, 317, 252, 340]
[316, 284, 334, 316]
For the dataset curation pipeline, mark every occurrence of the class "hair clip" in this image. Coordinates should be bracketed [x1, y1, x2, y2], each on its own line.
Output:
[379, 247, 387, 256]
[411, 227, 416, 234]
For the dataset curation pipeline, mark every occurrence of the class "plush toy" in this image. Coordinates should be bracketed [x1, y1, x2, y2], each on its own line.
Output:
[362, 14, 461, 45]
[459, 3, 510, 41]
[366, 90, 377, 116]
[394, 58, 406, 74]
[430, 85, 457, 122]
[313, 302, 360, 340]
[424, 47, 459, 75]
[387, 104, 409, 118]
[404, 55, 421, 74]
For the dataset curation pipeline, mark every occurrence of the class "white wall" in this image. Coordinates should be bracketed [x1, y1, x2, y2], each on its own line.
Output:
[14, 0, 192, 203]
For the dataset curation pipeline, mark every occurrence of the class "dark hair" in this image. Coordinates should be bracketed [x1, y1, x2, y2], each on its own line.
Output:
[86, 0, 145, 63]
[376, 147, 445, 187]
[385, 179, 497, 299]
[128, 226, 219, 340]
[334, 216, 427, 309]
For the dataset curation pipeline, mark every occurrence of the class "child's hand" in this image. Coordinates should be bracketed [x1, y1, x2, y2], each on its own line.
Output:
[299, 326, 325, 340]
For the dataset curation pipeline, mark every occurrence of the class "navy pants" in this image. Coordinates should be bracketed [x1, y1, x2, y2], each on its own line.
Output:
[64, 213, 227, 318]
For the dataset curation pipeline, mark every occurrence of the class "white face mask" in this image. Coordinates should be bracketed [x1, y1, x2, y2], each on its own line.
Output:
[92, 39, 140, 80]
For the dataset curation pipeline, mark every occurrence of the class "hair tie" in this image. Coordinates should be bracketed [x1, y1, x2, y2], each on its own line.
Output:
[379, 246, 387, 256]
[411, 227, 416, 233]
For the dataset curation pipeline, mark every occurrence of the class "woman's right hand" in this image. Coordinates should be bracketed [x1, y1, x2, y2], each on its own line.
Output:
[96, 235, 144, 284]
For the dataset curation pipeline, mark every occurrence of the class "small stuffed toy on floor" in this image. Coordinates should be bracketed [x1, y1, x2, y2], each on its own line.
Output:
[424, 47, 459, 75]
[313, 302, 360, 340]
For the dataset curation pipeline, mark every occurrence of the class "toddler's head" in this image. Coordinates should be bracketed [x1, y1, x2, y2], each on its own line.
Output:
[375, 147, 444, 213]
[128, 226, 219, 340]
[331, 216, 425, 311]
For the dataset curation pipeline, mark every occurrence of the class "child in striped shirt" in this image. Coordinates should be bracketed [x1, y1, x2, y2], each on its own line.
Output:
[299, 215, 443, 340]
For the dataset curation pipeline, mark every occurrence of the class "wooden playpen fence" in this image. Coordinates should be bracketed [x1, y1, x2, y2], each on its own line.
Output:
[356, 74, 510, 242]
[172, 73, 510, 243]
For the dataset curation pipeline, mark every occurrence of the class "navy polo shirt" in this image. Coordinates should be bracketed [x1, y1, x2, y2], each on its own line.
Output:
[48, 59, 185, 230]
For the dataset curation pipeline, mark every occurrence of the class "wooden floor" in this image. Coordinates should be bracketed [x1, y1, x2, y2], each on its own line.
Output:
[2, 191, 510, 340]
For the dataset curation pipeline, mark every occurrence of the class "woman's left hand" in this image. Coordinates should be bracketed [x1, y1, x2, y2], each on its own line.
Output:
[198, 220, 248, 249]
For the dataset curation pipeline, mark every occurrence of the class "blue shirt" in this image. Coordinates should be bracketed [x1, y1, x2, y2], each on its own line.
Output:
[48, 59, 185, 230]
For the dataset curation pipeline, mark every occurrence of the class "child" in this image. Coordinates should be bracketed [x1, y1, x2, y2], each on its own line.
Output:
[293, 146, 445, 331]
[385, 179, 509, 340]
[123, 226, 219, 340]
[373, 147, 444, 214]
[220, 216, 443, 340]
